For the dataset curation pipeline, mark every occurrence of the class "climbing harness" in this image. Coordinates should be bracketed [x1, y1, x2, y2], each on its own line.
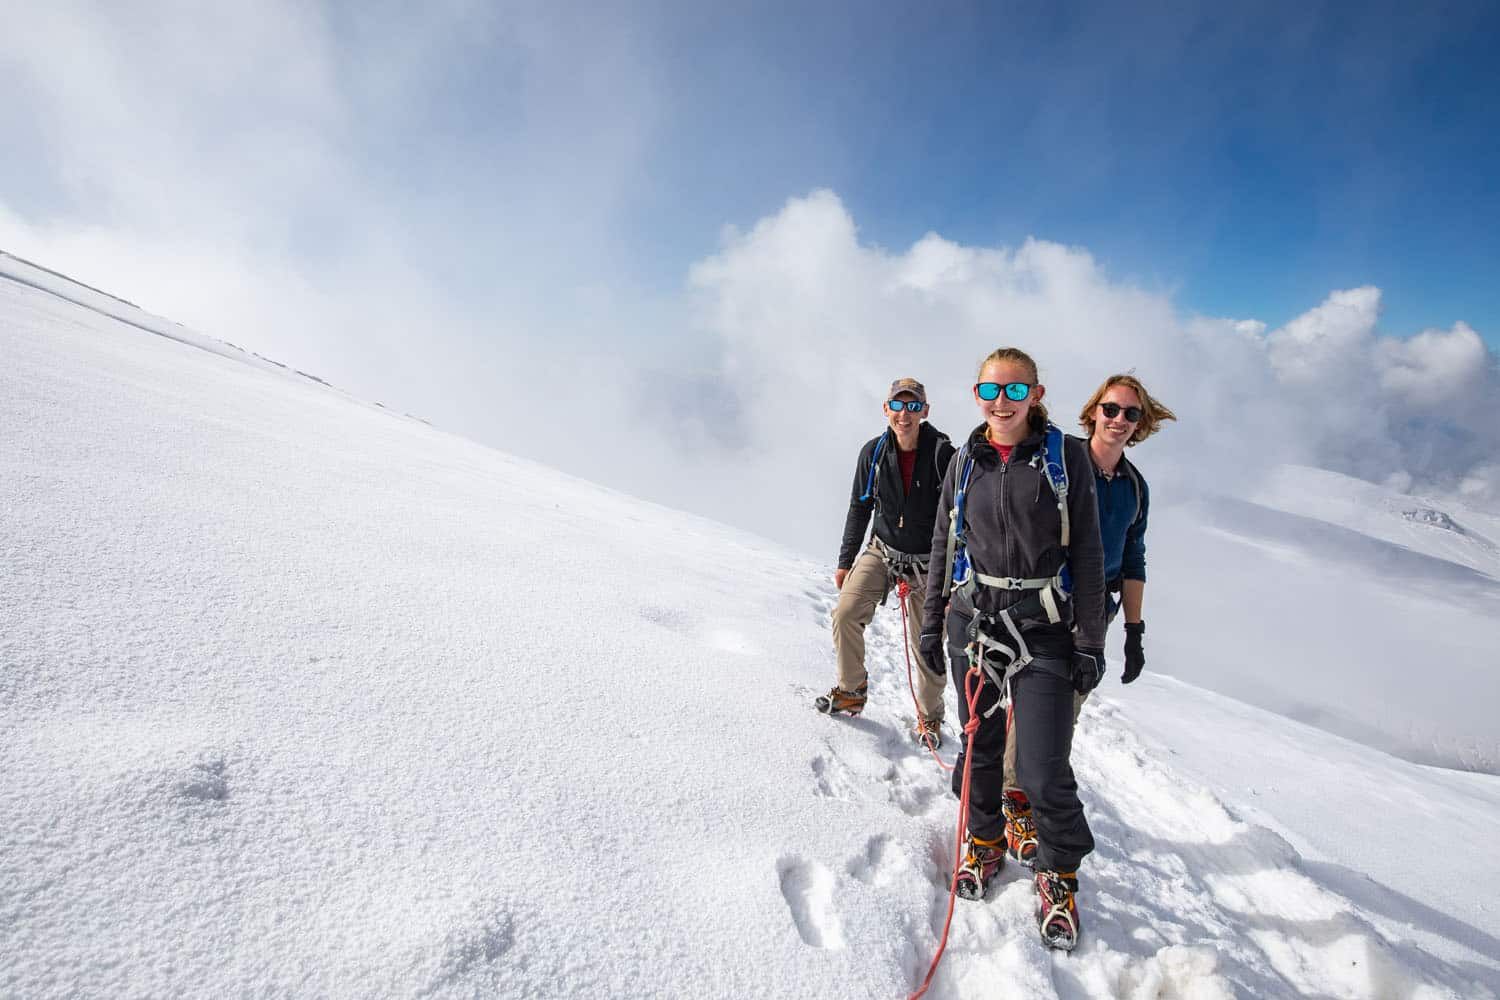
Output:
[881, 544, 927, 583]
[875, 538, 927, 606]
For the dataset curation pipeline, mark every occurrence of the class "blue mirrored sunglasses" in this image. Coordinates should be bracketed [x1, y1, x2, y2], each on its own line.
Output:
[975, 381, 1032, 402]
[888, 398, 926, 413]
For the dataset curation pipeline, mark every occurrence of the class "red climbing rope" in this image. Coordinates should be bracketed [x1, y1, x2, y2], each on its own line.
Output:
[896, 580, 954, 773]
[906, 663, 987, 1000]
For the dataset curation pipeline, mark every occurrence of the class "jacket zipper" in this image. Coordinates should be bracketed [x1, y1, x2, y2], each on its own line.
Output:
[894, 443, 905, 528]
[998, 452, 1011, 572]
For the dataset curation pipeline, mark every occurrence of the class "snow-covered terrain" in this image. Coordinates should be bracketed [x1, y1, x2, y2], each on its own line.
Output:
[3, 265, 1499, 999]
[1140, 479, 1500, 775]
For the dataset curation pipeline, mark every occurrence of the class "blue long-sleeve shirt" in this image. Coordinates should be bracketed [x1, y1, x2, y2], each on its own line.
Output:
[1094, 454, 1148, 585]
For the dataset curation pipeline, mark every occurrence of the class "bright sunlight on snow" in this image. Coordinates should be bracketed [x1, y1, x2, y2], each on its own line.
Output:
[3, 260, 1498, 998]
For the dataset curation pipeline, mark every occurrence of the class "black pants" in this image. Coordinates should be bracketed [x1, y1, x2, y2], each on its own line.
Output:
[947, 612, 1095, 873]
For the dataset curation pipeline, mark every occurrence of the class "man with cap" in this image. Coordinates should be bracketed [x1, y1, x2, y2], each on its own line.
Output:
[817, 378, 957, 749]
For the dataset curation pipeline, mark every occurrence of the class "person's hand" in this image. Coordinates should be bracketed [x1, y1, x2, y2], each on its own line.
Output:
[1072, 647, 1106, 695]
[834, 568, 849, 590]
[918, 630, 946, 678]
[1122, 621, 1145, 684]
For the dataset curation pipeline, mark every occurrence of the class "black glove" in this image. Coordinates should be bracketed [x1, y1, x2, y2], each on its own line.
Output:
[1072, 647, 1105, 695]
[918, 630, 946, 678]
[1122, 621, 1145, 684]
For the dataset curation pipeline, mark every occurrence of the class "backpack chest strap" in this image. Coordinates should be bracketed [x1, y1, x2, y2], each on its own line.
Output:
[971, 572, 1062, 591]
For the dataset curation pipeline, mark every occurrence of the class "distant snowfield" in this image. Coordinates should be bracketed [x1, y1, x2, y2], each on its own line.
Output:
[3, 267, 1498, 998]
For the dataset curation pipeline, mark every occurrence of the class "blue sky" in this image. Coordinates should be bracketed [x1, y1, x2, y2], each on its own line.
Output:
[5, 1, 1497, 342]
[618, 2, 1500, 341]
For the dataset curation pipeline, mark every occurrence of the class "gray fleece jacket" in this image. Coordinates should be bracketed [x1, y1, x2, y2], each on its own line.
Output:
[921, 422, 1108, 656]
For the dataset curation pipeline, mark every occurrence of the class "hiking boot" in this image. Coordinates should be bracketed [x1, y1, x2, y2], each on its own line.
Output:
[955, 833, 1005, 900]
[814, 684, 868, 716]
[913, 715, 943, 751]
[1002, 788, 1038, 869]
[1035, 869, 1081, 950]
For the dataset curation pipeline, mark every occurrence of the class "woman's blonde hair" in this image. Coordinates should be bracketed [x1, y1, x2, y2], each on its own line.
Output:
[976, 347, 1049, 431]
[1077, 373, 1176, 445]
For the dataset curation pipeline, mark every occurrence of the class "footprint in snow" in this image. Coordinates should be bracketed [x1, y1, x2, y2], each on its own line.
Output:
[777, 857, 846, 950]
[173, 754, 230, 804]
[638, 605, 692, 632]
[810, 751, 858, 800]
[417, 908, 514, 998]
[847, 834, 913, 888]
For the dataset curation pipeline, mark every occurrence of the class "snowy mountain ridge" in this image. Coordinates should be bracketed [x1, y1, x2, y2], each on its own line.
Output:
[3, 261, 1499, 998]
[0, 250, 430, 425]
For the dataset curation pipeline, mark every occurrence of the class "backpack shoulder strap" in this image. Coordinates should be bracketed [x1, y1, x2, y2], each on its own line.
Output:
[1041, 425, 1070, 548]
[941, 443, 975, 599]
[1120, 455, 1144, 526]
[932, 434, 953, 480]
[858, 430, 890, 503]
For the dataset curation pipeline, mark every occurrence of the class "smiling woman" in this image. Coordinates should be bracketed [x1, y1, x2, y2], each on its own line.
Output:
[916, 345, 1108, 951]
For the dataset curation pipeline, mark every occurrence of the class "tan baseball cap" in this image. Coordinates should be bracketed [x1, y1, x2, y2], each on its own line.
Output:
[888, 377, 927, 403]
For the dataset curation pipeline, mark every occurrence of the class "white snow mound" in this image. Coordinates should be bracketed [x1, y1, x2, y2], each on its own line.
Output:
[3, 268, 1499, 998]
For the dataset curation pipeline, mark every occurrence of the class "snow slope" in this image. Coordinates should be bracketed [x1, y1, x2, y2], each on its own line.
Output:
[1139, 479, 1500, 774]
[3, 269, 1499, 999]
[0, 250, 416, 419]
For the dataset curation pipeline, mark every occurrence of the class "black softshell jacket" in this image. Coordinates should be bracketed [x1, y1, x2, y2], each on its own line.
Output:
[921, 423, 1107, 654]
[837, 422, 957, 569]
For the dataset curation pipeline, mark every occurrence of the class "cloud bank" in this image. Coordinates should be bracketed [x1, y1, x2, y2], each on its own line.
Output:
[630, 191, 1498, 558]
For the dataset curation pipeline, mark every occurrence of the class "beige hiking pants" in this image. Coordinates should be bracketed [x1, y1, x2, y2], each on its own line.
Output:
[832, 545, 947, 721]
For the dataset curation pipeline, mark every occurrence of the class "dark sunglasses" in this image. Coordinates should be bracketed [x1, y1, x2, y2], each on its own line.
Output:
[888, 399, 926, 413]
[1100, 402, 1142, 422]
[975, 381, 1032, 402]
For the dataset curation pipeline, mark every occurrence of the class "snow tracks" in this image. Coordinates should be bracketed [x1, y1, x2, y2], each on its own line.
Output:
[792, 583, 1496, 1000]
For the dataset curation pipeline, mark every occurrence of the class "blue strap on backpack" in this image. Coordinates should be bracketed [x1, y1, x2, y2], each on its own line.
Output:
[1039, 424, 1072, 595]
[858, 429, 891, 503]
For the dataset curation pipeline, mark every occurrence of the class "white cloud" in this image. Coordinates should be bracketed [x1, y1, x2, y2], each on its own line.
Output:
[1266, 286, 1382, 385]
[1378, 321, 1489, 400]
[631, 192, 1500, 556]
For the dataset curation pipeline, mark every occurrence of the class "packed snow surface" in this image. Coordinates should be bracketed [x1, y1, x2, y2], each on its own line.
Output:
[3, 267, 1499, 998]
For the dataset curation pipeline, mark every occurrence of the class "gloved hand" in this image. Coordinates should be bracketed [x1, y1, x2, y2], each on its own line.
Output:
[1122, 621, 1146, 684]
[918, 630, 946, 678]
[1072, 647, 1106, 695]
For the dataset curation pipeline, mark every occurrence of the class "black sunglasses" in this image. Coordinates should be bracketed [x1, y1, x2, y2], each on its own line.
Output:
[888, 399, 926, 413]
[1100, 402, 1142, 422]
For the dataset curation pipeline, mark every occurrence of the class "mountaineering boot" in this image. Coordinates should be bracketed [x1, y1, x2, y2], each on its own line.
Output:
[954, 833, 1005, 900]
[913, 715, 943, 751]
[814, 684, 868, 716]
[1002, 788, 1038, 869]
[1035, 869, 1081, 950]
